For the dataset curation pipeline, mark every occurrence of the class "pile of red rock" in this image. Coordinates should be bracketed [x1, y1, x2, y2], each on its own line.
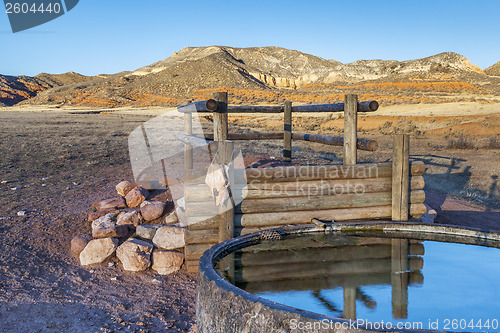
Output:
[70, 181, 186, 275]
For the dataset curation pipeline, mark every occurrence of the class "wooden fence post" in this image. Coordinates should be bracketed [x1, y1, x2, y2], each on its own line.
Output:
[283, 101, 292, 162]
[213, 92, 235, 243]
[344, 94, 358, 165]
[184, 112, 193, 170]
[392, 134, 410, 221]
[213, 92, 228, 141]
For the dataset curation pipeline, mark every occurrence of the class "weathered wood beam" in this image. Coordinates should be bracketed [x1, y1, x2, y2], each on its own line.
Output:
[235, 190, 425, 214]
[234, 203, 427, 229]
[292, 132, 378, 151]
[177, 99, 218, 113]
[292, 100, 379, 113]
[202, 132, 284, 140]
[245, 161, 425, 182]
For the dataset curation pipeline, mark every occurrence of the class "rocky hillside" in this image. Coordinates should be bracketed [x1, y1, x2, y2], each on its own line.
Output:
[485, 61, 500, 76]
[3, 46, 500, 107]
[0, 72, 94, 106]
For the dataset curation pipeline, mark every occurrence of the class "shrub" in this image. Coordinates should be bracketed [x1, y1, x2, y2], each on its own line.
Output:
[486, 135, 500, 149]
[447, 135, 475, 149]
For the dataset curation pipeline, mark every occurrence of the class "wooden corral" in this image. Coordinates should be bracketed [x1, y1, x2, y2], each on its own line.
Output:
[177, 93, 427, 274]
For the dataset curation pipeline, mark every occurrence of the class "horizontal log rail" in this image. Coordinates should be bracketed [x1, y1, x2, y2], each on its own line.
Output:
[245, 161, 425, 183]
[202, 132, 283, 140]
[177, 99, 379, 113]
[235, 204, 427, 231]
[184, 176, 425, 202]
[180, 131, 379, 152]
[177, 99, 218, 113]
[235, 190, 425, 214]
[292, 100, 379, 113]
[195, 132, 379, 151]
[184, 203, 427, 233]
[186, 190, 424, 215]
[292, 133, 378, 151]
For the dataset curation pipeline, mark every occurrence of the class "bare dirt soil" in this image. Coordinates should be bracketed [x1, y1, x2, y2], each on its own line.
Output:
[0, 108, 196, 333]
[0, 103, 498, 332]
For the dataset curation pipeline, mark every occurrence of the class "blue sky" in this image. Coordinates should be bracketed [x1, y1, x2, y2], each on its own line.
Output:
[0, 0, 499, 76]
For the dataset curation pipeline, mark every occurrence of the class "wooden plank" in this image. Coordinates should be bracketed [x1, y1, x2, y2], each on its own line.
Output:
[344, 94, 358, 165]
[235, 190, 425, 214]
[246, 163, 390, 182]
[185, 243, 216, 261]
[245, 161, 425, 183]
[186, 260, 200, 274]
[292, 133, 378, 151]
[185, 228, 219, 245]
[392, 134, 410, 221]
[185, 176, 423, 202]
[187, 215, 218, 231]
[218, 202, 235, 243]
[234, 203, 427, 229]
[283, 101, 292, 162]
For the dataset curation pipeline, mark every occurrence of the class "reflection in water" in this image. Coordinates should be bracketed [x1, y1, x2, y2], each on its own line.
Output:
[216, 234, 500, 332]
[217, 235, 424, 320]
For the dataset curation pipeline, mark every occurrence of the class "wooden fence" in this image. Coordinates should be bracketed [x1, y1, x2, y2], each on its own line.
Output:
[177, 93, 426, 274]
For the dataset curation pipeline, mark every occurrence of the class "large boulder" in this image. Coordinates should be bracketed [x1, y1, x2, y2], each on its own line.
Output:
[91, 197, 127, 211]
[151, 250, 184, 275]
[116, 181, 133, 196]
[80, 238, 118, 265]
[116, 210, 143, 226]
[140, 201, 166, 221]
[116, 238, 154, 272]
[125, 186, 149, 208]
[88, 208, 120, 222]
[135, 224, 162, 240]
[92, 213, 129, 239]
[152, 226, 185, 250]
[70, 234, 92, 255]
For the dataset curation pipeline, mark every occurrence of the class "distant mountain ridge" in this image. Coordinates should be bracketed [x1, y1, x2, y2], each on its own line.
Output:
[1, 46, 499, 107]
[0, 72, 95, 106]
[485, 61, 500, 76]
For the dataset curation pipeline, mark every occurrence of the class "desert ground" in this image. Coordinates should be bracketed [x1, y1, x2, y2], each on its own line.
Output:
[0, 102, 499, 332]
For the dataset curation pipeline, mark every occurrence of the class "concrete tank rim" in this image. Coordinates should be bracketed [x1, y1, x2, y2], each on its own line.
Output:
[198, 221, 500, 333]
